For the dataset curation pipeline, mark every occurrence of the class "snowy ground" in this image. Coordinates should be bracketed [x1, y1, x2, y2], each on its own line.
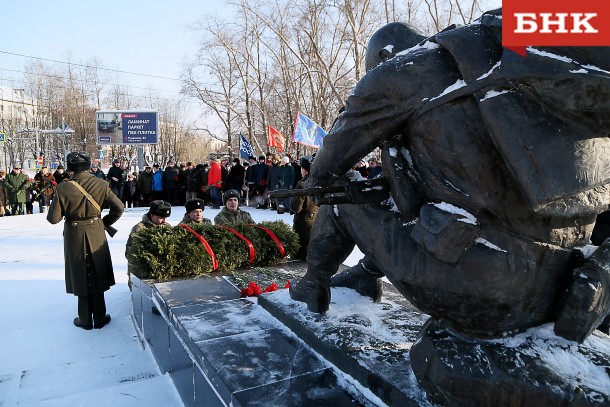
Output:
[0, 204, 364, 406]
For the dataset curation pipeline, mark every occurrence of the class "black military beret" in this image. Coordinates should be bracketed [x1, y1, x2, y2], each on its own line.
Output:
[185, 198, 205, 213]
[149, 200, 171, 217]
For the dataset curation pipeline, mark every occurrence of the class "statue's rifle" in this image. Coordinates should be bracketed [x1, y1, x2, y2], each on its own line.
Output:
[268, 177, 390, 206]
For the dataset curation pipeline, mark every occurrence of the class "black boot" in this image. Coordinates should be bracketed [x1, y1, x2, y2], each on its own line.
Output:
[73, 317, 93, 330]
[331, 260, 384, 302]
[289, 270, 332, 313]
[94, 314, 112, 329]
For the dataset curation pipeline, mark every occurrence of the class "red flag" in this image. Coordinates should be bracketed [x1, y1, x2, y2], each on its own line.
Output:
[268, 125, 285, 152]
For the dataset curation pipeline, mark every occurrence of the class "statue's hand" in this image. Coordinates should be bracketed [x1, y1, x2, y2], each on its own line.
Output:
[554, 241, 610, 343]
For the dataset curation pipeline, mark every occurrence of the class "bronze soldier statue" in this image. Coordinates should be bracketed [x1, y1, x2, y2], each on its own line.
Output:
[288, 9, 610, 344]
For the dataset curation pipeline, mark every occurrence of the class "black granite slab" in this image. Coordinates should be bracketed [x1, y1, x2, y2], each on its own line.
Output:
[258, 285, 434, 406]
[191, 328, 331, 405]
[232, 368, 364, 407]
[153, 276, 241, 317]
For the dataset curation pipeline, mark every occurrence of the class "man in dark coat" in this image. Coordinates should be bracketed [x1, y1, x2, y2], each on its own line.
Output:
[53, 165, 69, 185]
[47, 152, 124, 330]
[289, 156, 318, 260]
[107, 158, 125, 200]
[249, 155, 269, 208]
[137, 166, 154, 206]
[163, 161, 180, 205]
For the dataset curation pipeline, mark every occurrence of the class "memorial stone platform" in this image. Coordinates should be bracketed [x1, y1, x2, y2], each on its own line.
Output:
[129, 261, 435, 406]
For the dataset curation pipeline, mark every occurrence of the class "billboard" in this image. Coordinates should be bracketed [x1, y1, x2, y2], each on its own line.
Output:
[96, 110, 159, 144]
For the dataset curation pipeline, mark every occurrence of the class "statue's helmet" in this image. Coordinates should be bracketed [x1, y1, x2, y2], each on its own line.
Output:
[365, 22, 426, 72]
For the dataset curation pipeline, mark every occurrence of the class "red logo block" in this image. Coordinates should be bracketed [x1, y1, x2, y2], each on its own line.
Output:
[503, 0, 610, 56]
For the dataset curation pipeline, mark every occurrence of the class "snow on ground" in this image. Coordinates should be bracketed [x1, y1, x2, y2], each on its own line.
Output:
[0, 205, 364, 406]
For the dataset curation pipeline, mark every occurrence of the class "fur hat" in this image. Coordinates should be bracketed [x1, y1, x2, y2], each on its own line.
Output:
[281, 156, 290, 164]
[300, 156, 313, 171]
[223, 189, 241, 205]
[66, 152, 92, 172]
[149, 200, 171, 217]
[258, 155, 265, 161]
[185, 198, 205, 213]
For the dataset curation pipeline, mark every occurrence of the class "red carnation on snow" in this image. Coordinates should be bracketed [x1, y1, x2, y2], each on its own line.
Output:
[263, 283, 279, 293]
[240, 282, 262, 297]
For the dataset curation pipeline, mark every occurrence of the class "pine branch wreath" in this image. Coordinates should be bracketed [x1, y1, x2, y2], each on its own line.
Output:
[127, 221, 299, 280]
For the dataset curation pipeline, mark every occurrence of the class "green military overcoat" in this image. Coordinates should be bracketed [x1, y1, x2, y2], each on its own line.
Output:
[47, 171, 124, 296]
[5, 171, 31, 204]
[214, 207, 255, 226]
[289, 175, 319, 260]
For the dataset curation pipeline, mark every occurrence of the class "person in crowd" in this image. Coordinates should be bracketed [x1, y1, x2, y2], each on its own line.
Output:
[25, 178, 35, 214]
[181, 198, 212, 225]
[220, 158, 230, 193]
[125, 200, 172, 288]
[176, 162, 189, 205]
[53, 165, 69, 184]
[214, 189, 255, 225]
[354, 160, 368, 178]
[250, 155, 269, 209]
[107, 158, 125, 200]
[367, 158, 383, 179]
[194, 163, 209, 202]
[245, 156, 256, 201]
[90, 164, 106, 180]
[289, 156, 319, 260]
[137, 165, 154, 207]
[289, 154, 302, 188]
[207, 157, 222, 209]
[266, 154, 281, 210]
[5, 163, 31, 215]
[0, 170, 9, 216]
[163, 160, 180, 205]
[122, 174, 138, 208]
[241, 161, 250, 206]
[276, 156, 295, 213]
[33, 166, 57, 213]
[152, 164, 165, 201]
[47, 152, 124, 330]
[227, 158, 245, 193]
[184, 162, 198, 203]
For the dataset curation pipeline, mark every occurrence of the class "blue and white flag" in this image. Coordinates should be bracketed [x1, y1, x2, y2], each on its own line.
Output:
[239, 134, 256, 161]
[292, 112, 327, 149]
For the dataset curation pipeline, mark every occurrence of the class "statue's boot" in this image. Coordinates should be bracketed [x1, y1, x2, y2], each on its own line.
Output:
[331, 260, 384, 303]
[289, 268, 332, 313]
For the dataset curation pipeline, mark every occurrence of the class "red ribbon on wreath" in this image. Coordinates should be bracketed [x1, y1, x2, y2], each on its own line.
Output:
[218, 226, 255, 265]
[249, 224, 286, 258]
[178, 223, 219, 270]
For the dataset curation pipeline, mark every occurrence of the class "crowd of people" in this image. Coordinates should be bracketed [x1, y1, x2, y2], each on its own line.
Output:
[0, 153, 384, 218]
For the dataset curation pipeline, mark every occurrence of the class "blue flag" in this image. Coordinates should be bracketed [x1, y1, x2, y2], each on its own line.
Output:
[292, 112, 327, 149]
[239, 134, 256, 161]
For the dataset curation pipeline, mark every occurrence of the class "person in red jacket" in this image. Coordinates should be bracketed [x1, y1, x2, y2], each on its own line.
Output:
[207, 157, 222, 209]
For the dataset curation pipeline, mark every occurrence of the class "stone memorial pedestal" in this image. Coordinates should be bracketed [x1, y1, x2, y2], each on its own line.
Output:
[130, 262, 610, 406]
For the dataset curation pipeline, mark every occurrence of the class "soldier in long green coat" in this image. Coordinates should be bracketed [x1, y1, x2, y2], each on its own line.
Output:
[4, 163, 31, 215]
[289, 157, 318, 260]
[47, 152, 124, 330]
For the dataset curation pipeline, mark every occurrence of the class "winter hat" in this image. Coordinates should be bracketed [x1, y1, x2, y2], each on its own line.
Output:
[149, 200, 172, 217]
[258, 155, 265, 161]
[281, 156, 290, 164]
[233, 158, 240, 164]
[66, 152, 92, 172]
[113, 158, 121, 164]
[300, 156, 313, 171]
[91, 164, 99, 169]
[223, 189, 241, 205]
[185, 198, 205, 213]
[57, 165, 64, 170]
[13, 163, 21, 169]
